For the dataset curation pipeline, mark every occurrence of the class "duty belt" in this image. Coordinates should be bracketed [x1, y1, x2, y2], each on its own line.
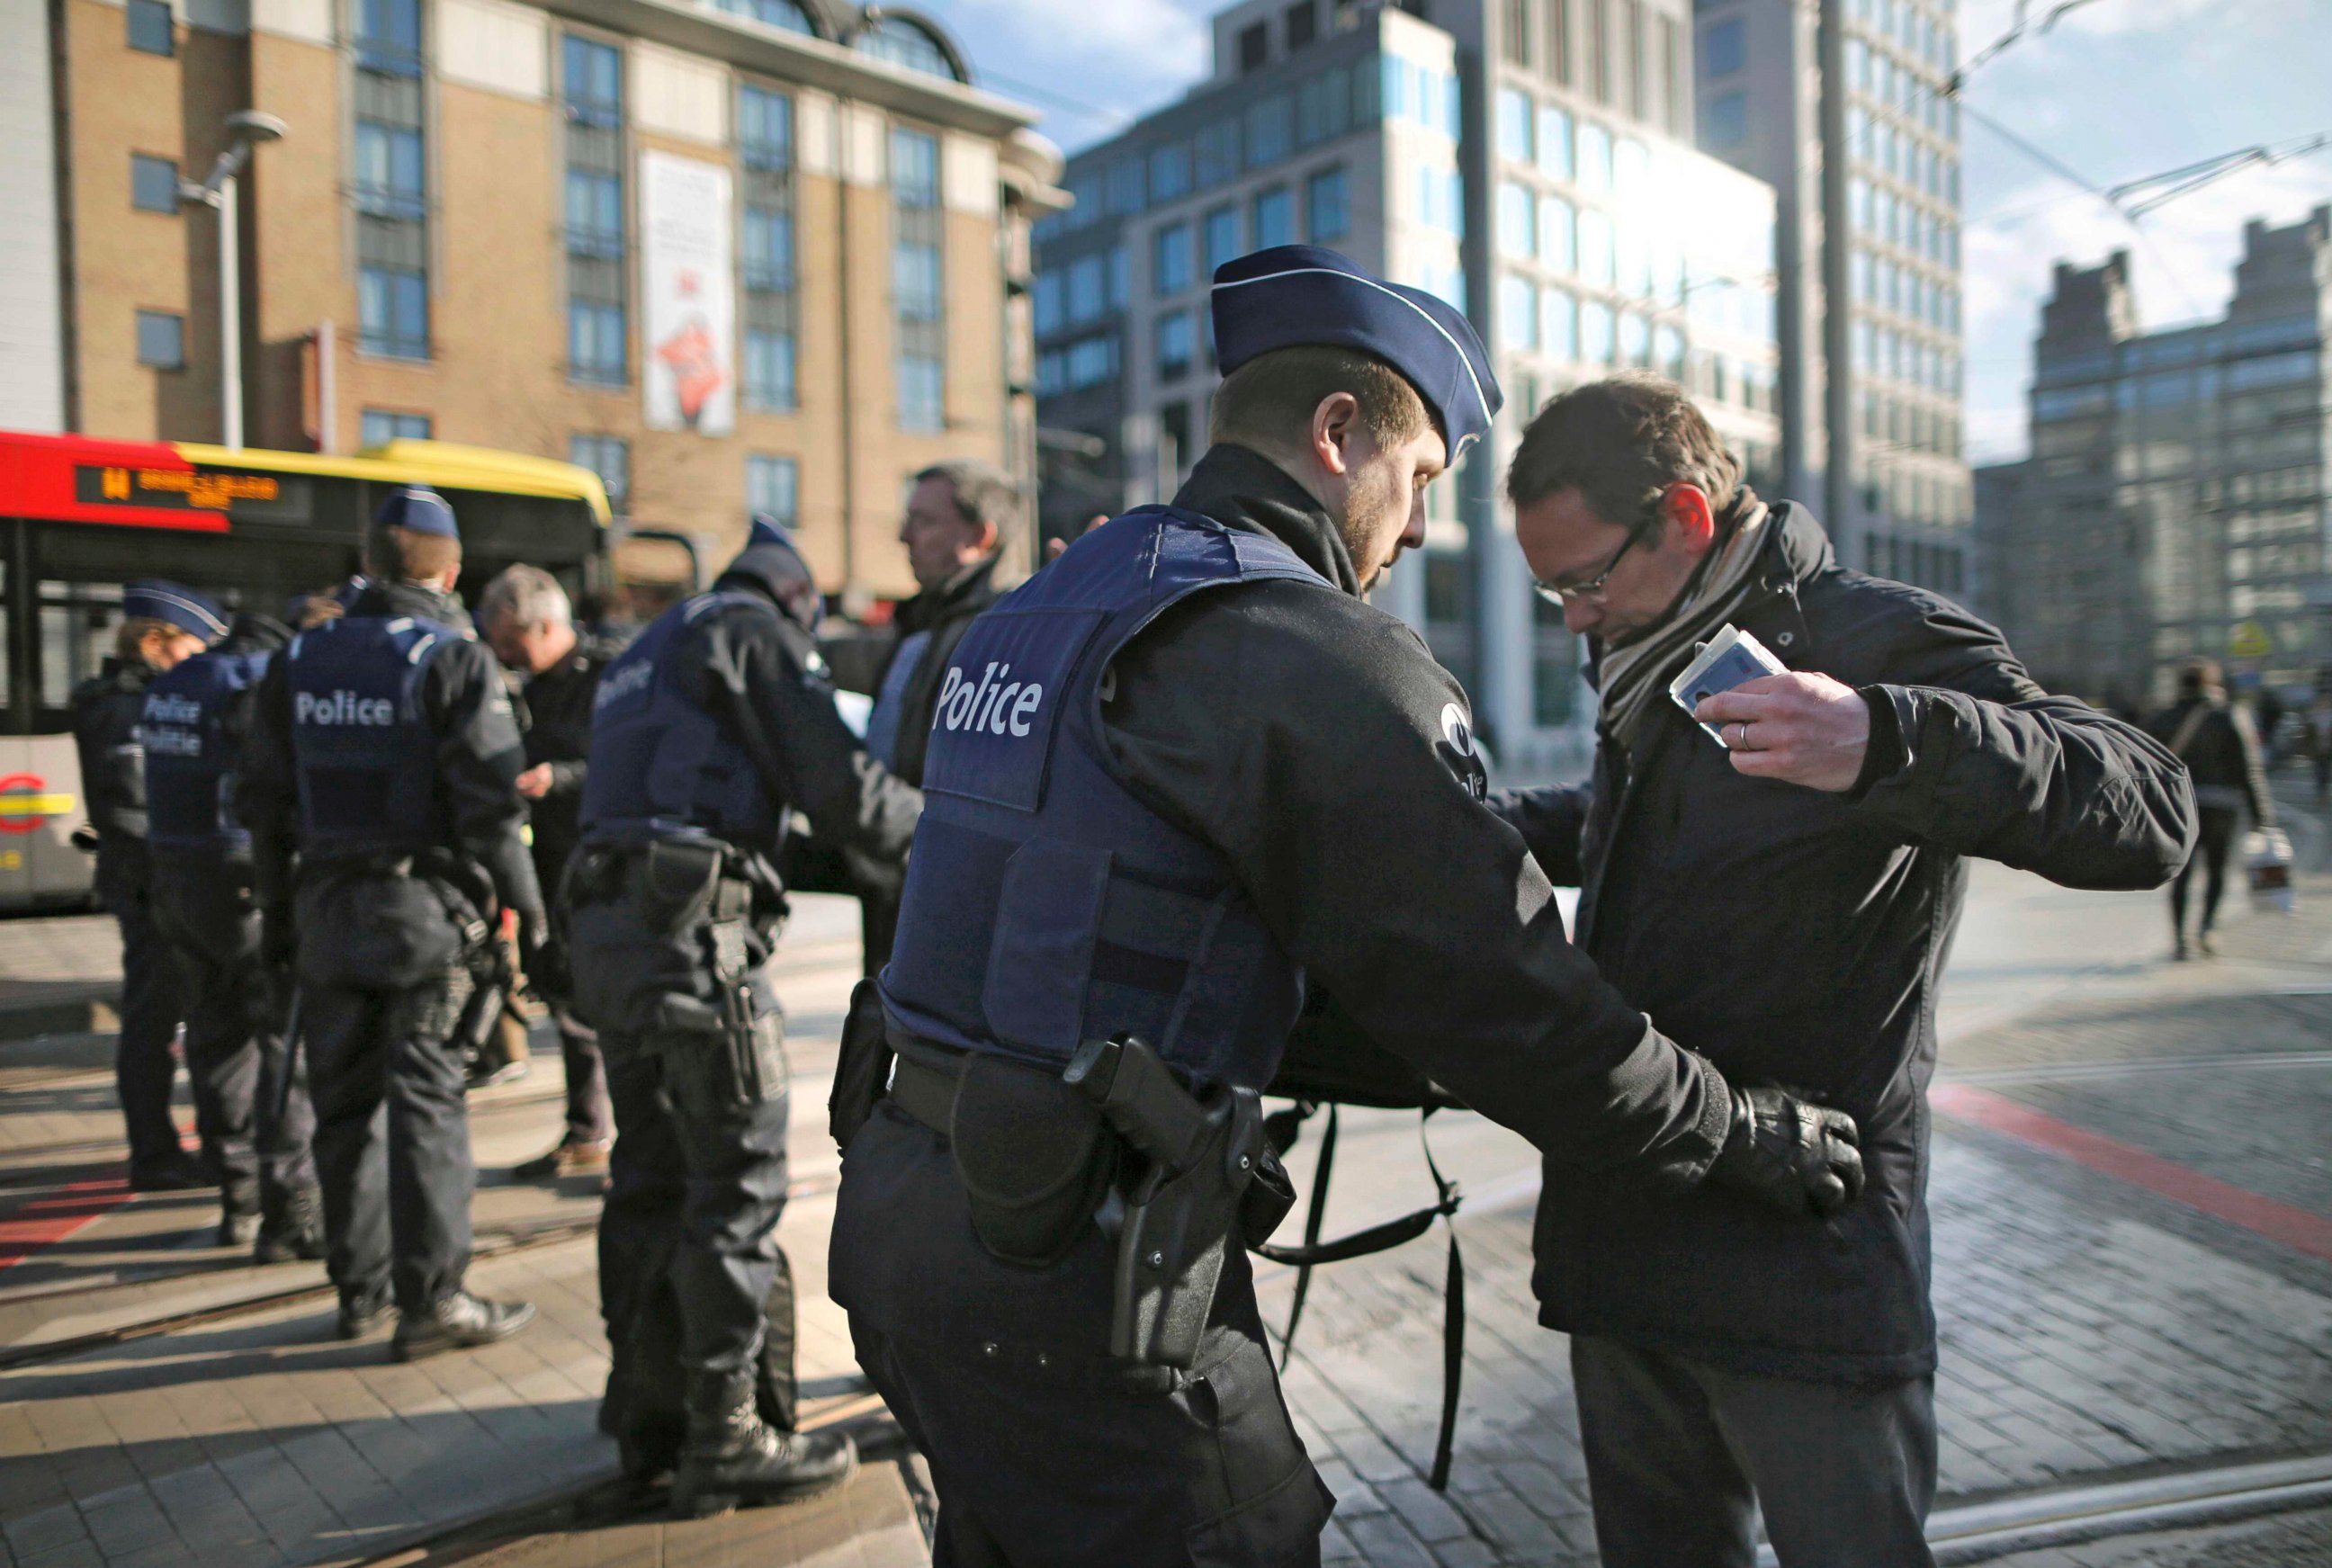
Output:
[884, 1042, 965, 1138]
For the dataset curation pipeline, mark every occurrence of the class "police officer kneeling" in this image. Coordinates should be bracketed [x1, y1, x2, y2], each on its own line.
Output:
[144, 606, 322, 1256]
[567, 518, 919, 1515]
[830, 246, 1866, 1568]
[245, 488, 548, 1357]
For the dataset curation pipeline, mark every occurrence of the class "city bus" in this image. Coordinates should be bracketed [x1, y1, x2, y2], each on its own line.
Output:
[0, 429, 610, 912]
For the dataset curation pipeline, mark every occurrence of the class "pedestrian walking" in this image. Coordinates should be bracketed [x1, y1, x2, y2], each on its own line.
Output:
[1490, 375, 2195, 1568]
[72, 581, 227, 1192]
[480, 564, 619, 1178]
[2147, 659, 2273, 959]
[144, 608, 323, 1255]
[566, 515, 919, 1514]
[830, 250, 1862, 1568]
[243, 488, 548, 1357]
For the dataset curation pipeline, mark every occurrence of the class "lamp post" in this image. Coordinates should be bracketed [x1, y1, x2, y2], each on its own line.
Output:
[179, 111, 287, 451]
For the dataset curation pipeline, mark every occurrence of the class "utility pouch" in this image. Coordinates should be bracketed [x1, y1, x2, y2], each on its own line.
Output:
[829, 978, 892, 1151]
[949, 1053, 1117, 1269]
[1238, 1142, 1297, 1250]
[648, 990, 779, 1115]
[641, 839, 724, 936]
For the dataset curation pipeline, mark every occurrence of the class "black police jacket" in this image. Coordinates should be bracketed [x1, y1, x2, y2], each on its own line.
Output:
[70, 658, 158, 898]
[514, 632, 623, 878]
[241, 580, 544, 928]
[1493, 504, 2195, 1384]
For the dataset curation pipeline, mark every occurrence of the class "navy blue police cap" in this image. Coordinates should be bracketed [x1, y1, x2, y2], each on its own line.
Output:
[122, 580, 228, 644]
[721, 514, 821, 633]
[375, 486, 459, 540]
[1211, 246, 1502, 458]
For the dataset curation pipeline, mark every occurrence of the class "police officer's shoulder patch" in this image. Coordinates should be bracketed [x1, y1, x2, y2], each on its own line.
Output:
[1436, 700, 1488, 801]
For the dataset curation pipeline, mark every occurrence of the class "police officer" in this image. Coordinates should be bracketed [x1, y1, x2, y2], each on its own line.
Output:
[567, 517, 919, 1515]
[244, 488, 547, 1357]
[829, 246, 1864, 1567]
[479, 564, 620, 1178]
[72, 582, 227, 1191]
[144, 608, 323, 1254]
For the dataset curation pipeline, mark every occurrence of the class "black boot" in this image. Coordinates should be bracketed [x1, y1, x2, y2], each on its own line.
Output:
[254, 1187, 326, 1264]
[391, 1289, 536, 1361]
[669, 1369, 856, 1519]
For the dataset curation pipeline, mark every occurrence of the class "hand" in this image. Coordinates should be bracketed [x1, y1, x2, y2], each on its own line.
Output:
[515, 763, 555, 799]
[1696, 672, 1871, 793]
[1708, 1084, 1864, 1218]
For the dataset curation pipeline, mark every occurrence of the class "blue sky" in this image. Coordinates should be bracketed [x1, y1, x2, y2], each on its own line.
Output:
[920, 0, 2332, 470]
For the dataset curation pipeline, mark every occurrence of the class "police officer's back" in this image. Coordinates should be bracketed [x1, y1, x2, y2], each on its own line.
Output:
[830, 248, 1863, 1567]
[144, 609, 323, 1256]
[243, 488, 548, 1358]
[567, 517, 919, 1514]
[72, 582, 228, 1191]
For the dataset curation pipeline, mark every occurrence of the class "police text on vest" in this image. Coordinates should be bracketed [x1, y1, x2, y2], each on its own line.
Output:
[295, 690, 395, 726]
[933, 662, 1043, 738]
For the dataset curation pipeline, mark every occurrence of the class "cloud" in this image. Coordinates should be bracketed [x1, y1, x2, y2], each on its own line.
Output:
[919, 0, 1215, 147]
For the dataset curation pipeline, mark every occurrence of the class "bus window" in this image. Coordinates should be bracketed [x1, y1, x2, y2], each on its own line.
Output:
[39, 579, 122, 711]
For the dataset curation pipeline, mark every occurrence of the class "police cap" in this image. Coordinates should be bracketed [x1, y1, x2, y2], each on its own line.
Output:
[122, 581, 228, 644]
[720, 514, 821, 633]
[1211, 245, 1501, 458]
[375, 486, 459, 539]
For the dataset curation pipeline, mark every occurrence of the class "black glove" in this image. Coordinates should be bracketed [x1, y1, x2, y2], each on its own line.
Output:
[1709, 1085, 1864, 1217]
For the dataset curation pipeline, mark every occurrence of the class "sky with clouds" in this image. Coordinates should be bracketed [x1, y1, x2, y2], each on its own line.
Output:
[917, 0, 2332, 470]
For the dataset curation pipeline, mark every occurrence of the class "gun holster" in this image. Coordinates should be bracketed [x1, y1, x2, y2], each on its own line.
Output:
[950, 1053, 1117, 1270]
[829, 979, 892, 1152]
[641, 839, 724, 935]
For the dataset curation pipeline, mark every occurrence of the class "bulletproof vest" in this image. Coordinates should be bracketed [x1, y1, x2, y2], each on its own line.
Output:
[285, 615, 453, 856]
[579, 591, 782, 851]
[143, 649, 272, 856]
[879, 506, 1321, 1092]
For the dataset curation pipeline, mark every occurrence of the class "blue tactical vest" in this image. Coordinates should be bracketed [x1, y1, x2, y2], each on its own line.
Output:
[286, 616, 453, 856]
[579, 590, 782, 851]
[143, 649, 272, 856]
[879, 506, 1323, 1092]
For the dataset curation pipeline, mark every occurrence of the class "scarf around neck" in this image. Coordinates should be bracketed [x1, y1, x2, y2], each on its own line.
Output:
[1595, 492, 1771, 756]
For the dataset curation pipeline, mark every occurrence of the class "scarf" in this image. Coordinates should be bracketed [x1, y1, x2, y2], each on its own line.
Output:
[1595, 492, 1771, 755]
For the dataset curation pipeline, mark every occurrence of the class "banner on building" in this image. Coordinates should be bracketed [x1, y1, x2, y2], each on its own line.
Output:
[640, 149, 735, 436]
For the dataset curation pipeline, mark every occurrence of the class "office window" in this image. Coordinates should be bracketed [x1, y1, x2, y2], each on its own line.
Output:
[568, 300, 625, 382]
[1286, 0, 1316, 48]
[1106, 158, 1144, 216]
[747, 454, 797, 524]
[1108, 245, 1129, 309]
[1252, 186, 1293, 249]
[1619, 310, 1650, 366]
[127, 0, 173, 53]
[1067, 255, 1103, 322]
[738, 84, 792, 168]
[135, 310, 184, 370]
[1587, 0, 1608, 102]
[892, 126, 946, 432]
[1499, 182, 1536, 259]
[1204, 205, 1240, 273]
[1498, 88, 1534, 160]
[1239, 21, 1269, 72]
[1247, 95, 1294, 167]
[741, 206, 794, 291]
[1578, 209, 1613, 287]
[743, 327, 796, 410]
[362, 267, 429, 359]
[563, 34, 625, 382]
[1502, 0, 1530, 63]
[1195, 121, 1241, 187]
[130, 155, 178, 214]
[1577, 121, 1611, 193]
[1305, 166, 1349, 241]
[1500, 274, 1537, 353]
[570, 434, 629, 511]
[711, 0, 814, 32]
[1541, 287, 1577, 361]
[1537, 105, 1574, 181]
[355, 123, 424, 217]
[354, 0, 429, 359]
[1539, 193, 1576, 273]
[739, 84, 798, 412]
[1154, 223, 1193, 295]
[1580, 301, 1616, 364]
[1297, 69, 1353, 148]
[360, 409, 431, 445]
[1151, 141, 1191, 202]
[1155, 310, 1195, 380]
[1701, 17, 1745, 76]
[1703, 91, 1747, 148]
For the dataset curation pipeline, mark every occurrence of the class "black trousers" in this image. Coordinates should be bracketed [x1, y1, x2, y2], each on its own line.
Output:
[554, 1009, 613, 1145]
[570, 889, 795, 1396]
[1570, 1334, 1937, 1568]
[833, 1106, 1333, 1568]
[2169, 805, 2240, 938]
[101, 864, 187, 1176]
[303, 968, 476, 1313]
[151, 856, 317, 1217]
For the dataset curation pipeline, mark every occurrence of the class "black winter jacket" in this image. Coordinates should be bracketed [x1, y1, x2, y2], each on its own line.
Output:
[1493, 504, 2194, 1383]
[2143, 697, 2270, 821]
[70, 658, 159, 904]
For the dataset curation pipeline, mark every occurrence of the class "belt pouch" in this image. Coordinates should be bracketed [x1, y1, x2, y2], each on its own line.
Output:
[641, 840, 722, 934]
[950, 1053, 1117, 1269]
[829, 979, 892, 1151]
[1238, 1141, 1297, 1250]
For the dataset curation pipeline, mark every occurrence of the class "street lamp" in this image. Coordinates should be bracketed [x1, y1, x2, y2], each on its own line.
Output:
[179, 110, 287, 451]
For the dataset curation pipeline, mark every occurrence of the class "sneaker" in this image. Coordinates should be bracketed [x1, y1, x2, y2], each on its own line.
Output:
[391, 1290, 537, 1361]
[515, 1139, 612, 1181]
[217, 1211, 262, 1249]
[2198, 930, 2219, 957]
[337, 1293, 394, 1340]
[129, 1151, 214, 1192]
[2173, 936, 2191, 962]
[467, 1057, 530, 1090]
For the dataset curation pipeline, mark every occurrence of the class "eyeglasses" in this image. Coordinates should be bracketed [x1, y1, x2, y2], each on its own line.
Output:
[1531, 492, 1671, 605]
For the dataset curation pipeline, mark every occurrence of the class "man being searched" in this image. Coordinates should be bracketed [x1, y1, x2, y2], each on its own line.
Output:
[1491, 375, 2195, 1568]
[480, 565, 618, 1177]
[144, 606, 322, 1256]
[72, 582, 228, 1192]
[567, 516, 920, 1515]
[2146, 659, 2274, 959]
[244, 487, 549, 1358]
[830, 247, 1865, 1568]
